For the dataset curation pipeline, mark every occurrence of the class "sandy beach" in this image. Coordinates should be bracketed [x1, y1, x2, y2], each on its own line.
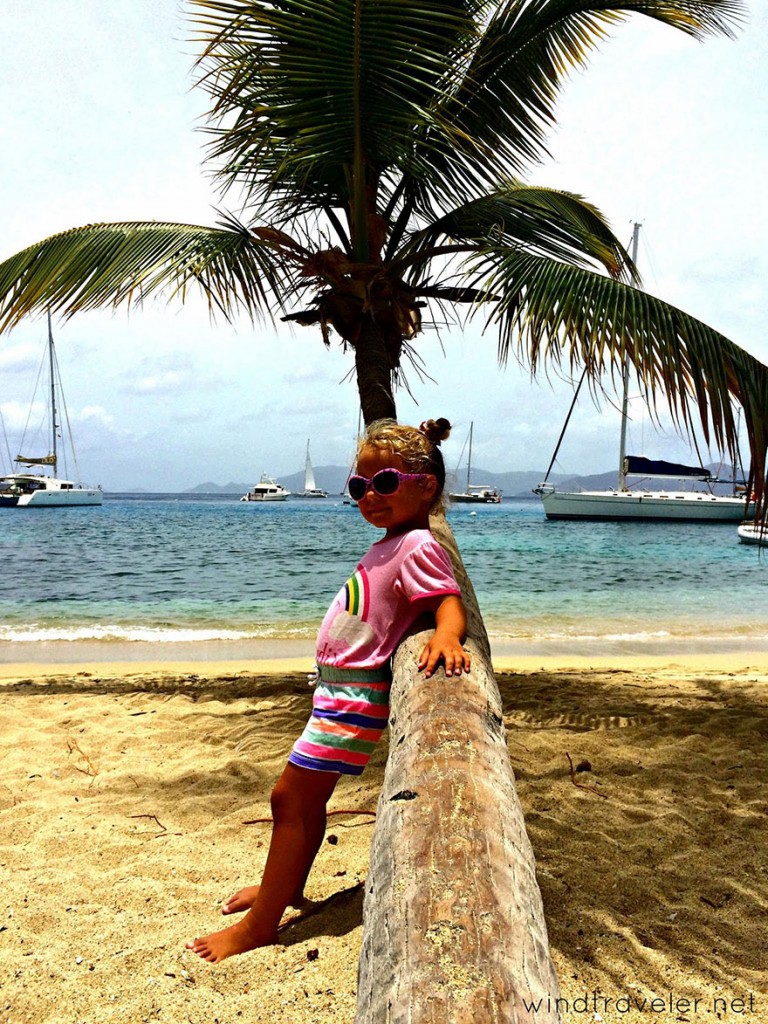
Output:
[1, 650, 766, 1024]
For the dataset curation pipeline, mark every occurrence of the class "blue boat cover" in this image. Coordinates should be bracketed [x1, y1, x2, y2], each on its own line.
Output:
[624, 456, 715, 481]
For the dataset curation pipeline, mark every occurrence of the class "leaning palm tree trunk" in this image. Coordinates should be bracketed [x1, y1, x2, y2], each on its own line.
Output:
[356, 514, 561, 1023]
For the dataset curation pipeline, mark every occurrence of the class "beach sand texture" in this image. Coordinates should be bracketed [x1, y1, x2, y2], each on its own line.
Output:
[1, 662, 766, 1024]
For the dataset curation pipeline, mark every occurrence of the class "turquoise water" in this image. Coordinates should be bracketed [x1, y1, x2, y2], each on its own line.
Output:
[2, 495, 766, 650]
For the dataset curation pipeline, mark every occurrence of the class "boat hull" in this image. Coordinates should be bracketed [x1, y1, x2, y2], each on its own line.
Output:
[16, 488, 103, 507]
[450, 493, 502, 504]
[737, 522, 768, 546]
[539, 489, 751, 522]
[0, 475, 103, 508]
[240, 492, 288, 502]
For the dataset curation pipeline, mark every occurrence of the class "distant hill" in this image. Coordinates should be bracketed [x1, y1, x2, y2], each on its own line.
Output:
[184, 466, 353, 495]
[185, 466, 563, 497]
[184, 461, 747, 498]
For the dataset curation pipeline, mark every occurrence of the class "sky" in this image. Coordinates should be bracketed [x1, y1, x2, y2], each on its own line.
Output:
[0, 1, 766, 492]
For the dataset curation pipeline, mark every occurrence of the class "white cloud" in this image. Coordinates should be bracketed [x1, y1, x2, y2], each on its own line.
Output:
[0, 400, 44, 432]
[0, 343, 40, 373]
[77, 405, 115, 427]
[127, 371, 187, 395]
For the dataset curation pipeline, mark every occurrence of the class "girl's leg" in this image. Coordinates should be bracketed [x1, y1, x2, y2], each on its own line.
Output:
[186, 762, 340, 963]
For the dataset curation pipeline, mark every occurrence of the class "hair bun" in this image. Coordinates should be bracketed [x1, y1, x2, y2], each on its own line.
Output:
[419, 417, 451, 445]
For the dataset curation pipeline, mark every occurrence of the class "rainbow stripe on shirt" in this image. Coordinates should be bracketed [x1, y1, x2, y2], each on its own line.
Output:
[343, 566, 370, 620]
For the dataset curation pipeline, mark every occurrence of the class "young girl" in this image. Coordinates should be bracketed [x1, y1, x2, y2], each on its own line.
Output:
[187, 417, 471, 962]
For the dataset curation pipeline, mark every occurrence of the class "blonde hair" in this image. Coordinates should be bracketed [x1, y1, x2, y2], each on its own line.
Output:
[357, 418, 452, 509]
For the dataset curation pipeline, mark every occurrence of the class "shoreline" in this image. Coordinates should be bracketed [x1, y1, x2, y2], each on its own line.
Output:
[2, 634, 768, 680]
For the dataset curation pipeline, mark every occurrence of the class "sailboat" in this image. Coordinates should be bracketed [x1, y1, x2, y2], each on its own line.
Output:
[0, 313, 102, 508]
[533, 224, 752, 523]
[297, 440, 327, 498]
[449, 422, 502, 504]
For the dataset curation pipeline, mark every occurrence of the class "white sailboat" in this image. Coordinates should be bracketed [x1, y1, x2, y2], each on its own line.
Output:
[534, 224, 752, 523]
[449, 422, 502, 504]
[296, 440, 327, 498]
[0, 313, 102, 508]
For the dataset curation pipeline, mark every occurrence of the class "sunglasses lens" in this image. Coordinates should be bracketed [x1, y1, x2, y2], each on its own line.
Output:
[372, 469, 400, 495]
[348, 476, 366, 501]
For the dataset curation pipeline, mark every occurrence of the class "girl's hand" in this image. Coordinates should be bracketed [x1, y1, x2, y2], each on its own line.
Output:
[418, 632, 472, 679]
[418, 594, 470, 678]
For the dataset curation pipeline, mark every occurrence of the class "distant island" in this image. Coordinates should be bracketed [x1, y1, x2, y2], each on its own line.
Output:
[183, 462, 744, 500]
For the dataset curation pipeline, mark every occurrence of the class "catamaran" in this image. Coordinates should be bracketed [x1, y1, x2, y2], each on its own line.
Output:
[0, 313, 102, 508]
[533, 225, 751, 523]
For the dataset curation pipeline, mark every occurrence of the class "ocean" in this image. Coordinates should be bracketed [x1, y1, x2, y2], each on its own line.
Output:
[2, 494, 767, 660]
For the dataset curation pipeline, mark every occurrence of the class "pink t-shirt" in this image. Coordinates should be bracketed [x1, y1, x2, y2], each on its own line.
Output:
[315, 529, 461, 670]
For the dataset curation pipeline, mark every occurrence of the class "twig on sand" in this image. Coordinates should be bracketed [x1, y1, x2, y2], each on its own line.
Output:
[67, 739, 98, 777]
[566, 752, 608, 800]
[128, 813, 181, 837]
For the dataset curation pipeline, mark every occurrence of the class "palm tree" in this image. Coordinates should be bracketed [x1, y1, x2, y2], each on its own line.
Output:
[0, 0, 764, 513]
[2, 6, 759, 1014]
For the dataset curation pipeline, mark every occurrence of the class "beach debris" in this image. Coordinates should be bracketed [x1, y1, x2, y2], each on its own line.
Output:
[128, 813, 180, 838]
[566, 753, 608, 800]
[575, 759, 592, 773]
[129, 813, 167, 832]
[306, 948, 319, 961]
[67, 739, 98, 777]
[699, 892, 732, 910]
[326, 834, 338, 845]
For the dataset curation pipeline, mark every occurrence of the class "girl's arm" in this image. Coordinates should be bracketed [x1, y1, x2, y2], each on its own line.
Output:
[418, 594, 471, 678]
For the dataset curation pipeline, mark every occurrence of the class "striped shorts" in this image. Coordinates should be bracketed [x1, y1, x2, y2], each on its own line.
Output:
[288, 663, 392, 776]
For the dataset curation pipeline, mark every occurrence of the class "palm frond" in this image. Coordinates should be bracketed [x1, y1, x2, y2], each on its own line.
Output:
[395, 183, 636, 283]
[402, 0, 745, 196]
[465, 247, 767, 513]
[190, 0, 483, 212]
[0, 217, 296, 332]
[188, 1, 744, 224]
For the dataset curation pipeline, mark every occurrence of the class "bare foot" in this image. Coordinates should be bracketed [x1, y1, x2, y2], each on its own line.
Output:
[221, 885, 261, 915]
[222, 885, 318, 923]
[186, 913, 277, 963]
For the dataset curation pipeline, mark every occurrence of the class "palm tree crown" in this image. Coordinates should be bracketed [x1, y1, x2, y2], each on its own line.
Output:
[0, 0, 765, 508]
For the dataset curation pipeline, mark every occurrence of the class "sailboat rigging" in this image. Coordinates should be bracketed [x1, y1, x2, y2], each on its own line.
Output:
[297, 440, 327, 498]
[533, 224, 752, 522]
[449, 422, 502, 504]
[0, 313, 102, 508]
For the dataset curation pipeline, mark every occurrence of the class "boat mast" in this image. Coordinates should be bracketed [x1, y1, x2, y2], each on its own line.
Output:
[466, 422, 473, 492]
[617, 223, 641, 491]
[47, 310, 58, 472]
[304, 439, 314, 491]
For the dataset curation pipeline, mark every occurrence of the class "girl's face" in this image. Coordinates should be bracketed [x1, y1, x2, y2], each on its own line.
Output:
[354, 446, 437, 537]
